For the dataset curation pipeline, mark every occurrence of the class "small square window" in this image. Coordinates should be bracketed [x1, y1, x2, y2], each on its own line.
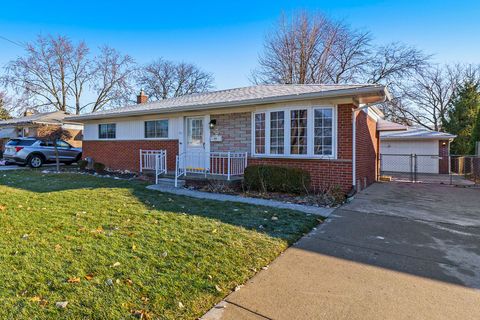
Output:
[98, 124, 116, 139]
[145, 120, 169, 138]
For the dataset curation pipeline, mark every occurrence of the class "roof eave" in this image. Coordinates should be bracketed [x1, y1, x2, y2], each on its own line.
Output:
[381, 135, 457, 141]
[67, 86, 389, 122]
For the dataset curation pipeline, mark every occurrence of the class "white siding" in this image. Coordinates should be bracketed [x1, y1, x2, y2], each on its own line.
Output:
[380, 140, 439, 173]
[83, 116, 181, 141]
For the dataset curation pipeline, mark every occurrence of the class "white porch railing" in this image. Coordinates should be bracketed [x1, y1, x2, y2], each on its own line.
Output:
[175, 151, 248, 187]
[155, 151, 168, 184]
[140, 149, 167, 183]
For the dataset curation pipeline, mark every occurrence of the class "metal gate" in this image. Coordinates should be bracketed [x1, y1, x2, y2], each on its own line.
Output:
[379, 154, 479, 186]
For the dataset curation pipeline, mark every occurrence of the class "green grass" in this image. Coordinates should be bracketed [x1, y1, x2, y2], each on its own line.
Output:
[0, 170, 319, 319]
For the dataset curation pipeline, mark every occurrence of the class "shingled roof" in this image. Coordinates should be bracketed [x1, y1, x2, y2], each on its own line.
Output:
[0, 111, 75, 126]
[67, 84, 390, 121]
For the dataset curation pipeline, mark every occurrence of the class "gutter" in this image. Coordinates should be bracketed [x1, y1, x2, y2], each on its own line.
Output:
[67, 86, 388, 122]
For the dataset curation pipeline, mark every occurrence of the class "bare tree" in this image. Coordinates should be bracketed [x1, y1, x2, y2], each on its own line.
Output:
[399, 66, 459, 130]
[253, 12, 429, 88]
[384, 64, 480, 131]
[326, 28, 372, 84]
[41, 127, 72, 172]
[253, 12, 345, 84]
[136, 58, 214, 100]
[253, 12, 442, 128]
[2, 35, 135, 114]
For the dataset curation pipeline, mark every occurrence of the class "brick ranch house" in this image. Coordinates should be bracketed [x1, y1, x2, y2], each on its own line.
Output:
[0, 111, 83, 152]
[68, 84, 393, 192]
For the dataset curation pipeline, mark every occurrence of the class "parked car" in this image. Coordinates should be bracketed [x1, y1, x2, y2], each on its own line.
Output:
[3, 138, 82, 168]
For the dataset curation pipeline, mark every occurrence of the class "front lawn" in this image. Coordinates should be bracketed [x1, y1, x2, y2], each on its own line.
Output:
[0, 171, 318, 319]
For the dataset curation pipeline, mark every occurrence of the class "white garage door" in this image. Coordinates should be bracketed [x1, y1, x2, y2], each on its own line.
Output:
[380, 140, 439, 174]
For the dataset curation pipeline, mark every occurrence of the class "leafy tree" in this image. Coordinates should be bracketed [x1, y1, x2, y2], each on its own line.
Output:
[443, 80, 480, 155]
[0, 92, 12, 120]
[472, 105, 480, 154]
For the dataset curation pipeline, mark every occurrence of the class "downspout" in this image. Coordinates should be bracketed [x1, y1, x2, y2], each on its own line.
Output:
[352, 98, 387, 192]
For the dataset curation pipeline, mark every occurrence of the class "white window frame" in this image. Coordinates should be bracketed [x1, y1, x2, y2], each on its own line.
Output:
[252, 105, 337, 159]
[98, 123, 117, 140]
[144, 119, 169, 140]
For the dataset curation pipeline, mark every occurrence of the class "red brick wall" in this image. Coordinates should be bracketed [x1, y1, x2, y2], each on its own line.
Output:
[248, 157, 353, 192]
[355, 110, 379, 189]
[439, 140, 449, 174]
[83, 140, 179, 172]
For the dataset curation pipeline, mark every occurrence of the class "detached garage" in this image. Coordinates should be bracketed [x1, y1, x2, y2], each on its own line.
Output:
[380, 128, 456, 174]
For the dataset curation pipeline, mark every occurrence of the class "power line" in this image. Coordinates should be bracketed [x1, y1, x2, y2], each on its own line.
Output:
[0, 35, 25, 48]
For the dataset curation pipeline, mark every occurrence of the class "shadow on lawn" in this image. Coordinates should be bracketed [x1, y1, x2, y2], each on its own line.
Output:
[0, 170, 319, 243]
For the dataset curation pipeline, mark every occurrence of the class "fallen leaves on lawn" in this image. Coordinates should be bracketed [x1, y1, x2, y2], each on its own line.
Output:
[215, 285, 222, 292]
[55, 301, 68, 309]
[0, 204, 6, 211]
[31, 296, 48, 307]
[67, 277, 81, 283]
[131, 243, 137, 251]
[54, 244, 62, 251]
[131, 309, 150, 319]
[92, 227, 104, 234]
[125, 278, 133, 286]
[84, 274, 94, 281]
[111, 261, 121, 267]
[178, 301, 184, 309]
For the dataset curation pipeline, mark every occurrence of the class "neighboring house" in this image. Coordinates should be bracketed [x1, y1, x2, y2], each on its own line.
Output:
[380, 127, 456, 174]
[0, 111, 84, 152]
[67, 84, 392, 192]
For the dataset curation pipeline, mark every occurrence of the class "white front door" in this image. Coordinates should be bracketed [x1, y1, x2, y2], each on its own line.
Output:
[185, 116, 209, 171]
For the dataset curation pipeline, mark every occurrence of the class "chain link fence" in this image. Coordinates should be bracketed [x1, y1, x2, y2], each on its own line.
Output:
[379, 154, 478, 186]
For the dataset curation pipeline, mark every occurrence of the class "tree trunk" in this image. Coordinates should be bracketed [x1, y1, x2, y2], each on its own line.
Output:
[54, 145, 60, 172]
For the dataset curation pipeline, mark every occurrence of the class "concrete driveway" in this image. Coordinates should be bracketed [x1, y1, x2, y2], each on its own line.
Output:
[205, 183, 480, 320]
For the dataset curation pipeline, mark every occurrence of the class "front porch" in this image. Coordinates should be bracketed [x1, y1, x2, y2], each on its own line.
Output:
[140, 149, 248, 187]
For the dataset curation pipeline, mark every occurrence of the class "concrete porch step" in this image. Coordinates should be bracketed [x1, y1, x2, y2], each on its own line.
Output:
[155, 178, 185, 188]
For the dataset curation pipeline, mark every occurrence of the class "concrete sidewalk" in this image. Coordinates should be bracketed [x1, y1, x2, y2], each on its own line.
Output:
[147, 184, 334, 217]
[203, 183, 480, 320]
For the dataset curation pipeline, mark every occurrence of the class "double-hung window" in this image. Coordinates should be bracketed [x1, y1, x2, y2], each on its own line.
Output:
[254, 113, 266, 154]
[98, 123, 116, 139]
[270, 111, 284, 154]
[314, 108, 333, 155]
[145, 120, 168, 138]
[253, 106, 335, 158]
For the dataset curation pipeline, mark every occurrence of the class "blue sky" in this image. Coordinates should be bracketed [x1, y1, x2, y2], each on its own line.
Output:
[0, 0, 479, 90]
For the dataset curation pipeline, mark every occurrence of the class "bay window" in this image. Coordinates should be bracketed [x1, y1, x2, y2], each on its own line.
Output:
[253, 106, 335, 158]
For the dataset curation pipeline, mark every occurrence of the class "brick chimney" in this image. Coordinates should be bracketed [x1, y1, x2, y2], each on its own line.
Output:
[23, 109, 36, 117]
[137, 89, 148, 104]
